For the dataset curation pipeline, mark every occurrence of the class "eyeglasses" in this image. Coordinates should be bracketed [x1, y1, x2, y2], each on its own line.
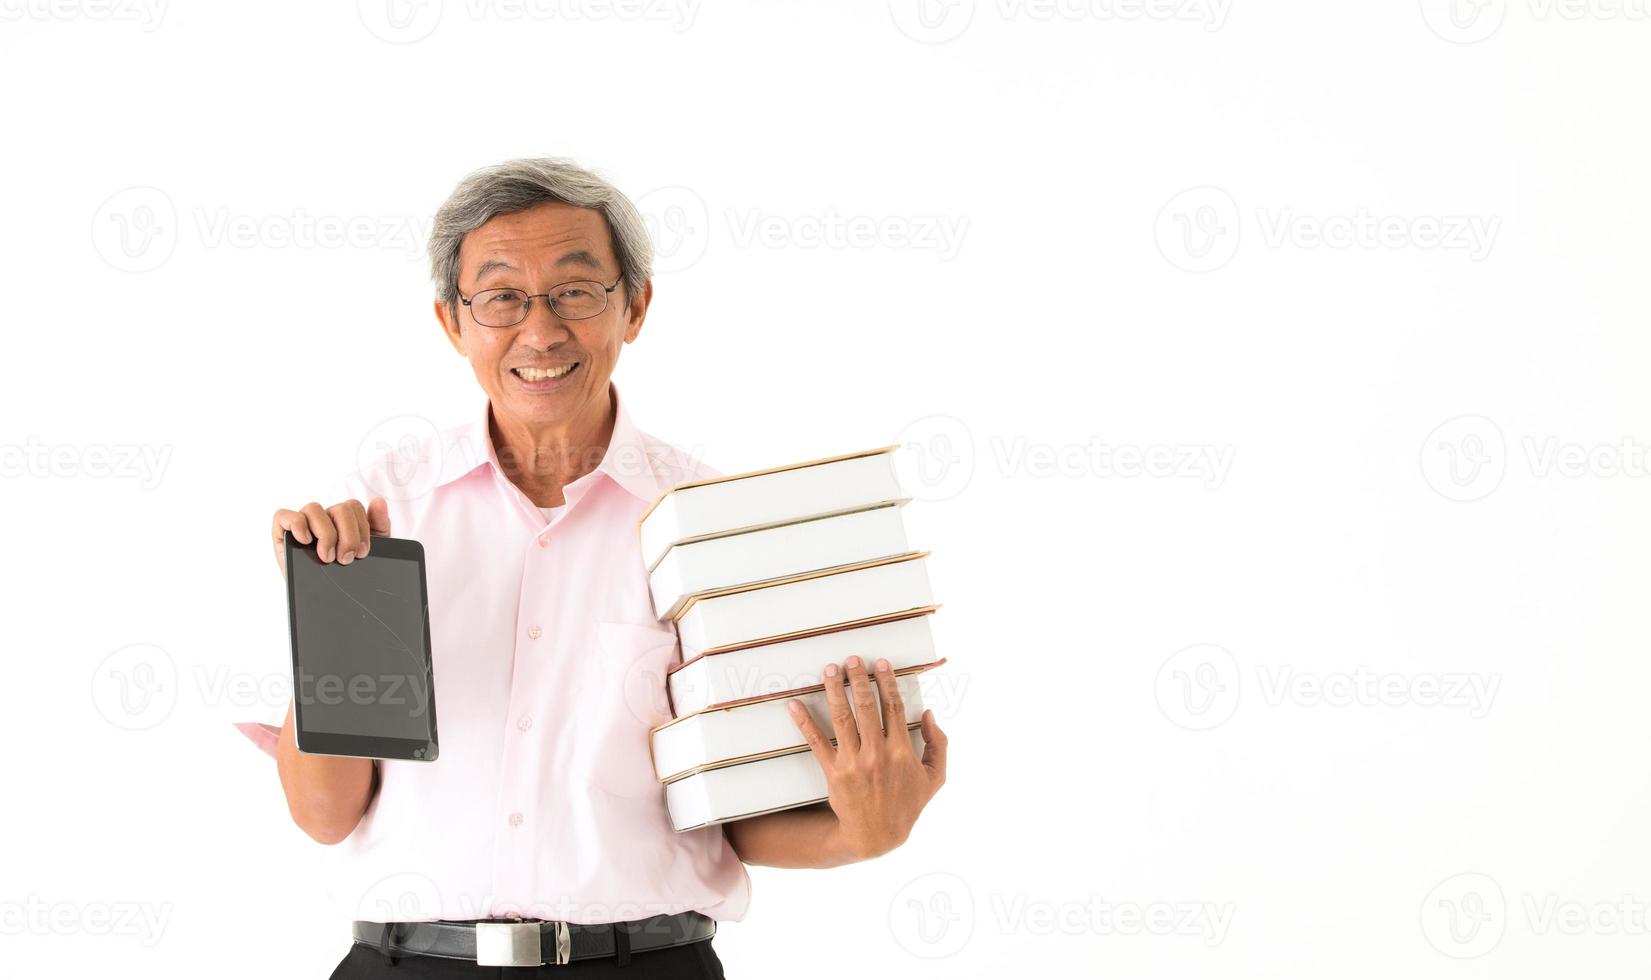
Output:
[457, 277, 622, 327]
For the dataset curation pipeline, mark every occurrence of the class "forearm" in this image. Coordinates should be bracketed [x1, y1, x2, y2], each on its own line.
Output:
[722, 803, 865, 869]
[275, 703, 376, 844]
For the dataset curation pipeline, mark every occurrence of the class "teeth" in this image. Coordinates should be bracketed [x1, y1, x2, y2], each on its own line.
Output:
[515, 364, 575, 381]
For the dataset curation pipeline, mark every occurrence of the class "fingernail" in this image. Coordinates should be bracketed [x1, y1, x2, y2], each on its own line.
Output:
[846, 656, 862, 669]
[787, 700, 803, 714]
[876, 658, 891, 672]
[825, 664, 839, 677]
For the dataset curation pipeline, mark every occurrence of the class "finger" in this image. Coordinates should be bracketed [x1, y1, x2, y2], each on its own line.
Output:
[919, 709, 948, 789]
[874, 658, 907, 744]
[366, 496, 392, 536]
[843, 656, 882, 749]
[273, 509, 313, 548]
[787, 699, 836, 770]
[821, 662, 859, 754]
[300, 502, 338, 562]
[329, 501, 368, 565]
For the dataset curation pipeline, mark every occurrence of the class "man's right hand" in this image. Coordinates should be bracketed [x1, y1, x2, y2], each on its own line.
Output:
[271, 497, 391, 576]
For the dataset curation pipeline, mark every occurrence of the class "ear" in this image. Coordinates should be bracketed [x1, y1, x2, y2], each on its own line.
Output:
[621, 279, 652, 344]
[436, 299, 465, 355]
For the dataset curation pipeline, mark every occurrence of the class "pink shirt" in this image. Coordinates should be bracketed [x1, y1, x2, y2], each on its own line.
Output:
[262, 385, 751, 924]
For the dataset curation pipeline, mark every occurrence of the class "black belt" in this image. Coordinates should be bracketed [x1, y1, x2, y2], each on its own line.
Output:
[351, 911, 716, 967]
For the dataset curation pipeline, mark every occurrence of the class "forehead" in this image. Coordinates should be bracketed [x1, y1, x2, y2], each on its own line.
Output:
[458, 200, 616, 282]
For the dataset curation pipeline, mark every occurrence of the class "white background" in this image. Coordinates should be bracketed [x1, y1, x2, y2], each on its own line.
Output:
[3, 0, 1649, 977]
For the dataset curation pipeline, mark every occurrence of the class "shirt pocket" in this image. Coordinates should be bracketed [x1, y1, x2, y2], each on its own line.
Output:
[576, 621, 681, 800]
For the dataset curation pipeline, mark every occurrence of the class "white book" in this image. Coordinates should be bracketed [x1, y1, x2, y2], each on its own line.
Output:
[650, 664, 934, 783]
[665, 725, 927, 832]
[648, 502, 911, 621]
[674, 553, 934, 661]
[668, 612, 939, 717]
[638, 447, 903, 572]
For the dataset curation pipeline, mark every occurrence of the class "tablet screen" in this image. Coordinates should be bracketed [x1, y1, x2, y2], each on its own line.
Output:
[288, 544, 434, 744]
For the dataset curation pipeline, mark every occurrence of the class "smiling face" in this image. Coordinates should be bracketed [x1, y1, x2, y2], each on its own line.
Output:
[435, 200, 650, 436]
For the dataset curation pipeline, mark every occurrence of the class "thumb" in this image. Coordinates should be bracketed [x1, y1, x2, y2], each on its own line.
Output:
[920, 709, 947, 784]
[367, 496, 392, 536]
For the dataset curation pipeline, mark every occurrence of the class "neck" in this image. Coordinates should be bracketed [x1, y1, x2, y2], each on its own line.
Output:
[488, 389, 616, 507]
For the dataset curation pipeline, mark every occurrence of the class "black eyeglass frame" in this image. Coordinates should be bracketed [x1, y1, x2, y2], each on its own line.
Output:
[456, 276, 624, 326]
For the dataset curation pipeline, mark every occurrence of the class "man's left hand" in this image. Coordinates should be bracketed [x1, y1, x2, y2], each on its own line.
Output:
[787, 656, 948, 861]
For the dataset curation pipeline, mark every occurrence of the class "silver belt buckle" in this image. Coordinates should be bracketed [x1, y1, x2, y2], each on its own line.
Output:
[475, 920, 570, 967]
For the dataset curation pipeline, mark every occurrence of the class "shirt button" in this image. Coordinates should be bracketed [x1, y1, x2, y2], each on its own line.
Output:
[527, 626, 542, 640]
[508, 812, 523, 828]
[538, 536, 551, 548]
[517, 715, 533, 732]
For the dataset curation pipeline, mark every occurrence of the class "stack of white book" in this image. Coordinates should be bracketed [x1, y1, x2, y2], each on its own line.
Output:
[638, 446, 945, 832]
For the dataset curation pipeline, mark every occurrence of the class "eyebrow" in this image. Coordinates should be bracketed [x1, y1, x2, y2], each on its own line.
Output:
[471, 250, 607, 286]
[553, 249, 605, 273]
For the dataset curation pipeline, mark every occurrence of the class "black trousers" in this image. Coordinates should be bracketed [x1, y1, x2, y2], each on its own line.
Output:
[327, 937, 726, 979]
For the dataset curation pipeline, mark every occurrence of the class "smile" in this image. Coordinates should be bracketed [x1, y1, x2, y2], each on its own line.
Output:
[512, 364, 578, 382]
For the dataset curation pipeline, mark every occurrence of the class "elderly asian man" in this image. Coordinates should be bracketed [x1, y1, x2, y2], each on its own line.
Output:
[265, 158, 948, 979]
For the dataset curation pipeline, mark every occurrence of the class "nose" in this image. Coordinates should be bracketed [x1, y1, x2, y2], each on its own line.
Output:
[516, 296, 573, 347]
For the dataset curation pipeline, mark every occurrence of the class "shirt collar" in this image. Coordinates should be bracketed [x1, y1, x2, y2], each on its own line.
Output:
[435, 384, 672, 506]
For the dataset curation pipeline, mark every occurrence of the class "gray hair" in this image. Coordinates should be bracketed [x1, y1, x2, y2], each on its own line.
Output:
[427, 157, 653, 308]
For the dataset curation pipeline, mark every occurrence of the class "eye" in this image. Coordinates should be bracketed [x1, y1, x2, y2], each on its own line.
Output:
[555, 285, 594, 300]
[484, 289, 527, 305]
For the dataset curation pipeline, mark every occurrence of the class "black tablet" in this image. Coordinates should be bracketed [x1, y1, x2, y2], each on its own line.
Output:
[284, 531, 439, 761]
